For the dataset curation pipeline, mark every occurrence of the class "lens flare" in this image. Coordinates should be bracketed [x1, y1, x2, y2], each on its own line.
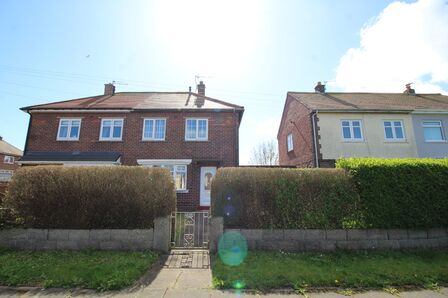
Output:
[233, 280, 246, 289]
[224, 204, 235, 217]
[218, 231, 248, 266]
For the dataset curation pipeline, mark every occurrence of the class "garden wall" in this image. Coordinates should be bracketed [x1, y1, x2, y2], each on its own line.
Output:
[0, 217, 170, 252]
[209, 218, 448, 252]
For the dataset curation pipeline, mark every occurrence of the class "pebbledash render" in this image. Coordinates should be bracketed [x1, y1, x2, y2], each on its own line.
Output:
[19, 82, 244, 211]
[278, 83, 448, 167]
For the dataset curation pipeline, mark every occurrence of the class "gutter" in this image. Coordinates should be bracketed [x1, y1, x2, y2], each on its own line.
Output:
[311, 110, 319, 168]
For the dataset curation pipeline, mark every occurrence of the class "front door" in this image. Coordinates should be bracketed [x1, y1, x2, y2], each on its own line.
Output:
[200, 167, 216, 207]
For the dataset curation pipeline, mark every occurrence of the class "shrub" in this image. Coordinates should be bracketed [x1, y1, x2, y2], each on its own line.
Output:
[337, 158, 448, 228]
[211, 168, 362, 229]
[5, 166, 176, 229]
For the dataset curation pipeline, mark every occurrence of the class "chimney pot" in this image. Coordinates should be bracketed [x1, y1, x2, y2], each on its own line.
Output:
[314, 81, 326, 93]
[404, 83, 415, 95]
[104, 83, 116, 95]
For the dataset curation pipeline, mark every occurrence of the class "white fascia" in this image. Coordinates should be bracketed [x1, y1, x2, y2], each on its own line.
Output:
[137, 159, 192, 166]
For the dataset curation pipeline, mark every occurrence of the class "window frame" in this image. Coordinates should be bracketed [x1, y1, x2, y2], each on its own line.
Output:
[3, 155, 14, 164]
[99, 118, 124, 141]
[287, 133, 294, 152]
[422, 120, 446, 142]
[185, 118, 208, 141]
[56, 118, 82, 141]
[383, 120, 406, 142]
[341, 119, 364, 142]
[156, 164, 187, 191]
[142, 118, 166, 141]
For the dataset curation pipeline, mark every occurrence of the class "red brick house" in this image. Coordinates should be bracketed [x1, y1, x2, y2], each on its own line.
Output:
[19, 82, 244, 211]
[0, 136, 23, 182]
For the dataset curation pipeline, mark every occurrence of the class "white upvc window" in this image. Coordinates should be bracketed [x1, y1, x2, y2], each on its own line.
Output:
[142, 118, 166, 141]
[0, 170, 13, 181]
[155, 165, 187, 191]
[185, 118, 208, 141]
[57, 118, 81, 141]
[341, 120, 364, 141]
[100, 119, 123, 141]
[287, 133, 293, 152]
[422, 120, 445, 142]
[383, 120, 405, 141]
[3, 155, 14, 164]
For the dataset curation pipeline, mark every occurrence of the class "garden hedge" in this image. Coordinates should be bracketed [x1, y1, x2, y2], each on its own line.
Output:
[211, 168, 362, 229]
[4, 166, 176, 229]
[337, 158, 448, 228]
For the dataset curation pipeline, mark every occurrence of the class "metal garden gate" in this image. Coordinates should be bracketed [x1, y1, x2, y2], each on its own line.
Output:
[170, 211, 210, 248]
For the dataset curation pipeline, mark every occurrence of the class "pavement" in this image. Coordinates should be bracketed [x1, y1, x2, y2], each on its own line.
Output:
[0, 251, 447, 297]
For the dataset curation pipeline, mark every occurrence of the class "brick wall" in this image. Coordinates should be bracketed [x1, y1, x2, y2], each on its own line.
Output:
[277, 95, 315, 167]
[25, 111, 241, 211]
[222, 228, 448, 252]
[0, 217, 170, 252]
[0, 153, 20, 172]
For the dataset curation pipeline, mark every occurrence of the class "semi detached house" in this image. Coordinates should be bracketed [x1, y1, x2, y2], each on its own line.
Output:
[19, 82, 244, 211]
[278, 83, 448, 167]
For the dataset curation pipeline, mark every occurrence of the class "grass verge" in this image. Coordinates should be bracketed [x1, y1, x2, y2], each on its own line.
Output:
[0, 248, 159, 291]
[212, 250, 448, 291]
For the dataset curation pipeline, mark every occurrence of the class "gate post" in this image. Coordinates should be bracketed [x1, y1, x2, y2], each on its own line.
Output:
[153, 216, 170, 253]
[209, 216, 223, 253]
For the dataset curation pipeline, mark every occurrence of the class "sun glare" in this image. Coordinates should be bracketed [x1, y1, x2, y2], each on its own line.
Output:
[154, 0, 263, 77]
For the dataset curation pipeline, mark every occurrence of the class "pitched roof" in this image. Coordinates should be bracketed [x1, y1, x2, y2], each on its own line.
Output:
[21, 92, 244, 112]
[288, 92, 448, 112]
[0, 138, 23, 156]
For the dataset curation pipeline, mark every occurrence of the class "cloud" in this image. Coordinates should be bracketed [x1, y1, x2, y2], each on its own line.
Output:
[333, 0, 448, 94]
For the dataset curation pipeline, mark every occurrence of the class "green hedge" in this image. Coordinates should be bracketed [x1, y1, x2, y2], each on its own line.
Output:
[4, 166, 176, 229]
[211, 168, 362, 229]
[336, 158, 448, 228]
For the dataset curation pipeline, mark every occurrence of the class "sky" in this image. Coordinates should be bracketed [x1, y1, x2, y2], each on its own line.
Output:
[1, 0, 447, 164]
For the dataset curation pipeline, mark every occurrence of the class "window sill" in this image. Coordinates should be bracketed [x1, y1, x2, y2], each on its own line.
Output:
[341, 140, 365, 143]
[141, 139, 166, 142]
[424, 140, 447, 143]
[184, 139, 209, 142]
[384, 140, 407, 143]
[98, 139, 123, 142]
[56, 139, 80, 142]
[176, 189, 189, 194]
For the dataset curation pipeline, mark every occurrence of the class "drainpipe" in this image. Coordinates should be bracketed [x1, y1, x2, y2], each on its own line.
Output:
[311, 111, 319, 168]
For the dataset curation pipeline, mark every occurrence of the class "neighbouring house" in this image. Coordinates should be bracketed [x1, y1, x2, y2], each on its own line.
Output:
[19, 82, 244, 211]
[278, 82, 448, 167]
[0, 136, 23, 182]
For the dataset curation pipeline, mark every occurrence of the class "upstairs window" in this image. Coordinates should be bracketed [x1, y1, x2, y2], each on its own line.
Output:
[3, 155, 14, 164]
[143, 119, 166, 140]
[287, 133, 293, 152]
[100, 119, 123, 141]
[57, 119, 81, 140]
[384, 120, 405, 141]
[422, 120, 445, 142]
[185, 119, 208, 141]
[341, 120, 363, 141]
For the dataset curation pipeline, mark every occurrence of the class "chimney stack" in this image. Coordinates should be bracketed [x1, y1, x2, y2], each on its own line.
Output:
[104, 83, 116, 96]
[404, 83, 415, 95]
[195, 81, 206, 107]
[197, 81, 205, 96]
[314, 81, 326, 93]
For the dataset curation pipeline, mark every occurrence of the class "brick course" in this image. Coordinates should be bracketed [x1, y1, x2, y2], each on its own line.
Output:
[25, 110, 241, 211]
